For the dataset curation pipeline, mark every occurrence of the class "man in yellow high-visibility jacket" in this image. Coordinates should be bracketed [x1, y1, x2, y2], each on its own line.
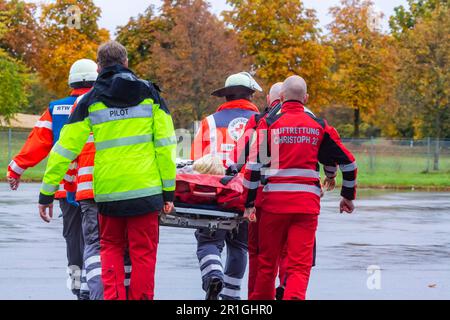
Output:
[38, 41, 177, 300]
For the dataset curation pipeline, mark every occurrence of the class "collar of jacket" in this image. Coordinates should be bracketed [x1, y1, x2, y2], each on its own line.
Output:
[70, 87, 91, 97]
[98, 64, 135, 79]
[216, 99, 259, 113]
[282, 100, 305, 112]
[269, 99, 281, 108]
[94, 64, 153, 108]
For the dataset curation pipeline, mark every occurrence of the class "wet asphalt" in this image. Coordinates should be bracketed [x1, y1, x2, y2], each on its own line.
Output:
[0, 183, 449, 300]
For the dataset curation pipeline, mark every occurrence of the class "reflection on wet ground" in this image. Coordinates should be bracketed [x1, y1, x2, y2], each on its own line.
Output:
[0, 183, 449, 300]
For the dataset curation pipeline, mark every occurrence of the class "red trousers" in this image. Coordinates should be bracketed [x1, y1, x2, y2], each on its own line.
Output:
[247, 208, 262, 297]
[248, 211, 289, 298]
[99, 212, 159, 300]
[278, 244, 289, 288]
[251, 211, 318, 300]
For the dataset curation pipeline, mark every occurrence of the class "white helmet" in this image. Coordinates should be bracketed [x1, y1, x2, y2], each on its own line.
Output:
[68, 59, 98, 87]
[212, 72, 263, 97]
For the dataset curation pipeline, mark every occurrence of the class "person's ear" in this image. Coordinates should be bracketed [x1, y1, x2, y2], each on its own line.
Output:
[303, 94, 309, 105]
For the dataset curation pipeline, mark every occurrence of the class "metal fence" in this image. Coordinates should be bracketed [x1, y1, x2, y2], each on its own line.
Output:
[341, 138, 450, 174]
[1, 127, 450, 185]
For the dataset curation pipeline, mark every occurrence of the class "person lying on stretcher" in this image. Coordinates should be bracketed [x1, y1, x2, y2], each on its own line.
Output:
[176, 155, 335, 214]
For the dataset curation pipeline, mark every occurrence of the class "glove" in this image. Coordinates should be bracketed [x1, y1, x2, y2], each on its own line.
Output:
[225, 164, 240, 176]
[66, 192, 79, 208]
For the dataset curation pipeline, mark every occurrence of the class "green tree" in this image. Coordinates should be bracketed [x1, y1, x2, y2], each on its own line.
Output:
[224, 0, 334, 110]
[0, 50, 30, 122]
[389, 0, 449, 36]
[328, 0, 396, 137]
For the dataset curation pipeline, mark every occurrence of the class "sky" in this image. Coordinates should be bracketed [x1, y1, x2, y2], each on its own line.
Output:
[30, 0, 409, 36]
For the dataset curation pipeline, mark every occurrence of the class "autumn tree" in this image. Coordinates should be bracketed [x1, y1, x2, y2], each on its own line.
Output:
[116, 6, 163, 79]
[0, 0, 42, 70]
[224, 0, 335, 110]
[39, 0, 109, 96]
[395, 4, 449, 169]
[118, 0, 243, 127]
[328, 0, 396, 137]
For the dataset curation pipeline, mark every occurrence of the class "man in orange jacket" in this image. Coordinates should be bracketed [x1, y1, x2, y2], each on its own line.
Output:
[192, 72, 262, 300]
[6, 59, 98, 299]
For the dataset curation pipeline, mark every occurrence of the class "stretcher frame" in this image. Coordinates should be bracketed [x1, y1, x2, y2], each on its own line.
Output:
[159, 206, 242, 232]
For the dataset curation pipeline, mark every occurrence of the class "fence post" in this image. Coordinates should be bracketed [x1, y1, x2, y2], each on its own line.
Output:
[369, 136, 375, 172]
[426, 137, 431, 172]
[8, 127, 12, 162]
[434, 138, 440, 171]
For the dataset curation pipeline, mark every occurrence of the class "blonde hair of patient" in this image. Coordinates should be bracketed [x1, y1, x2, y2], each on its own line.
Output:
[193, 155, 226, 175]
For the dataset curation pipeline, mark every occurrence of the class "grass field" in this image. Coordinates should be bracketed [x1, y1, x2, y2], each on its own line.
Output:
[1, 130, 449, 189]
[337, 154, 450, 189]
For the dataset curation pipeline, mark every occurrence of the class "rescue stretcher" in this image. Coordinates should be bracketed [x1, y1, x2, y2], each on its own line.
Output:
[159, 204, 242, 232]
[158, 160, 245, 232]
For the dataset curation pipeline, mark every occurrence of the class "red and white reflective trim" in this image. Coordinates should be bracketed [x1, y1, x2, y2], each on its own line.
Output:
[78, 166, 94, 176]
[68, 162, 78, 170]
[9, 160, 25, 175]
[58, 184, 65, 191]
[64, 174, 76, 183]
[206, 115, 217, 156]
[263, 183, 322, 196]
[34, 120, 53, 130]
[262, 168, 320, 179]
[78, 182, 93, 191]
[340, 162, 357, 172]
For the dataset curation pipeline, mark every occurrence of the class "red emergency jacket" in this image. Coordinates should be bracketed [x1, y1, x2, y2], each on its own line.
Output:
[230, 100, 279, 208]
[7, 88, 90, 199]
[191, 99, 259, 167]
[243, 101, 357, 215]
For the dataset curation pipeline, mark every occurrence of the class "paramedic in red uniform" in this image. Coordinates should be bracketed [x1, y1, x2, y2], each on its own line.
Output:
[244, 75, 357, 300]
[230, 82, 325, 299]
[191, 72, 262, 300]
[234, 82, 283, 298]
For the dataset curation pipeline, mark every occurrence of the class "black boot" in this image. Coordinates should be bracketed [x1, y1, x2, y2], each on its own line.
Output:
[275, 286, 285, 300]
[205, 277, 224, 300]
